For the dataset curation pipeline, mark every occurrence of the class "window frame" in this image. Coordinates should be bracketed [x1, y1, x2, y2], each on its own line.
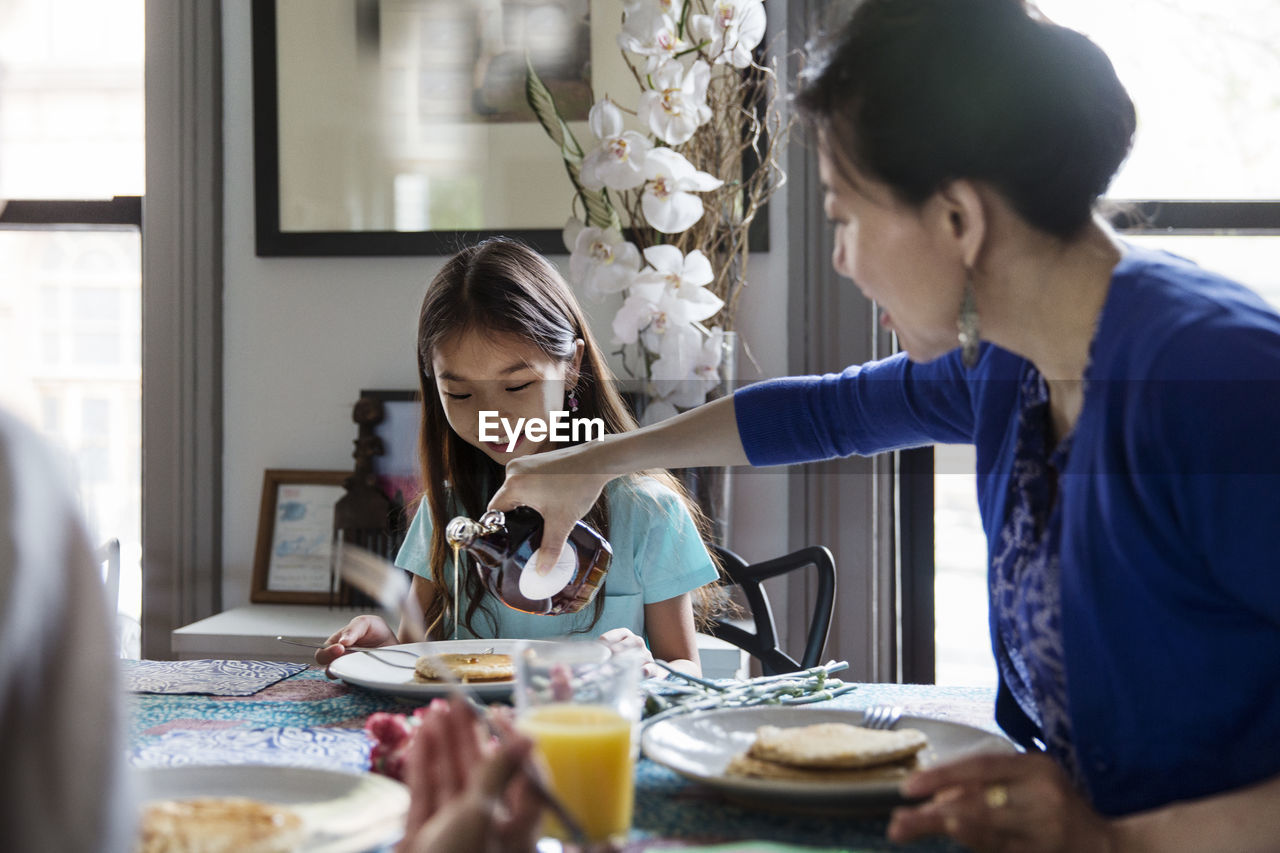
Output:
[0, 197, 142, 228]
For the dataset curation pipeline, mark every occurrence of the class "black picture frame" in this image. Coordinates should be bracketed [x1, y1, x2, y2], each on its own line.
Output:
[253, 0, 585, 257]
[251, 0, 770, 257]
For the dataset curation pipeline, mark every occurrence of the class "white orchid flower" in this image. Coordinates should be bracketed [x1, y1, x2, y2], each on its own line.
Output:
[649, 325, 696, 378]
[639, 394, 680, 426]
[648, 324, 700, 397]
[661, 376, 719, 409]
[562, 217, 585, 254]
[611, 273, 712, 351]
[611, 278, 666, 345]
[623, 0, 678, 20]
[650, 324, 725, 408]
[640, 288, 717, 352]
[621, 0, 679, 33]
[618, 10, 686, 71]
[635, 245, 725, 325]
[689, 0, 767, 68]
[637, 244, 715, 298]
[641, 147, 723, 234]
[638, 59, 713, 146]
[581, 99, 652, 191]
[691, 325, 727, 385]
[569, 226, 642, 301]
[682, 326, 729, 407]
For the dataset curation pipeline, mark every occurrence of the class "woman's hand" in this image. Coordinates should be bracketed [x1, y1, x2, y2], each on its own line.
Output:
[887, 752, 1118, 853]
[399, 697, 543, 853]
[598, 627, 664, 679]
[489, 444, 613, 575]
[491, 395, 748, 577]
[314, 615, 397, 666]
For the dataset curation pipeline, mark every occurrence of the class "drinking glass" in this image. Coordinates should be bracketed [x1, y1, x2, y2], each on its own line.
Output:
[513, 639, 643, 847]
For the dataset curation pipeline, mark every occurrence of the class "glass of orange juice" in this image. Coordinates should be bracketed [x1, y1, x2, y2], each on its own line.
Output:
[513, 639, 642, 847]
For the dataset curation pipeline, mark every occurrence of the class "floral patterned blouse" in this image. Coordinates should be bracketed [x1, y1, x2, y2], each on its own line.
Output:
[989, 367, 1080, 782]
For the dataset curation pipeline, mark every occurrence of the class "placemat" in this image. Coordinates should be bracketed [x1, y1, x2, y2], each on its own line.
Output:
[123, 659, 307, 696]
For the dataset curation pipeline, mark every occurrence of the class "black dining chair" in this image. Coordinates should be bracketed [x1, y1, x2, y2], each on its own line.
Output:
[706, 543, 837, 676]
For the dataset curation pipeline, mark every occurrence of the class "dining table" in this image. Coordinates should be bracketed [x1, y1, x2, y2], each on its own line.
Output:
[124, 657, 1003, 852]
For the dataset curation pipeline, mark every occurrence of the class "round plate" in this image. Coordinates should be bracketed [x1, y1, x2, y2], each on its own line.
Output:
[133, 764, 408, 853]
[641, 706, 1017, 813]
[326, 639, 555, 700]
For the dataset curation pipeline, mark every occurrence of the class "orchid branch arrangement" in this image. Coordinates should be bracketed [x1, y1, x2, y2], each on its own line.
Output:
[528, 0, 789, 422]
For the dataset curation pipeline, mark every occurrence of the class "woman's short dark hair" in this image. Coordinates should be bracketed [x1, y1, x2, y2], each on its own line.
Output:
[797, 0, 1136, 238]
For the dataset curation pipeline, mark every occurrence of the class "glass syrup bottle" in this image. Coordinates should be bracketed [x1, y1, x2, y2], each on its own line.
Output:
[445, 507, 612, 615]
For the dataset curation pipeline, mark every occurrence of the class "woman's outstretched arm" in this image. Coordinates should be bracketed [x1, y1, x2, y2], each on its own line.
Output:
[489, 394, 748, 574]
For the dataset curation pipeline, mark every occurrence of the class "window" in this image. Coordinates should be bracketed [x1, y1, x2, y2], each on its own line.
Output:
[0, 0, 145, 657]
[928, 0, 1280, 685]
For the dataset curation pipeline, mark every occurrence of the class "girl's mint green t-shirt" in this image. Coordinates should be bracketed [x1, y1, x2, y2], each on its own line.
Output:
[394, 477, 718, 640]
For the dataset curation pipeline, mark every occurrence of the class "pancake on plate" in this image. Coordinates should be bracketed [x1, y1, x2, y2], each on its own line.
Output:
[413, 652, 514, 683]
[724, 722, 928, 781]
[724, 752, 920, 783]
[136, 796, 304, 853]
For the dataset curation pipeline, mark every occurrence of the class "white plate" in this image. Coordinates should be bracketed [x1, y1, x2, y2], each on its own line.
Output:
[642, 706, 1017, 813]
[326, 639, 554, 699]
[133, 764, 408, 853]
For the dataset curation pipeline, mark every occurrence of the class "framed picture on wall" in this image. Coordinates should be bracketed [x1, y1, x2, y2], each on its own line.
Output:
[251, 468, 350, 604]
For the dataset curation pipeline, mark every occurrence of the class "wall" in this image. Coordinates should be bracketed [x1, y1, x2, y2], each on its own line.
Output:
[220, 1, 791, 607]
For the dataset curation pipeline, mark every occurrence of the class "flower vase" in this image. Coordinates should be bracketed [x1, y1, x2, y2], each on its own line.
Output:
[675, 330, 736, 546]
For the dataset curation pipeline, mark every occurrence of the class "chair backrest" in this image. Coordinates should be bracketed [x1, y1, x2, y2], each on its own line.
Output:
[96, 538, 122, 654]
[96, 538, 120, 615]
[706, 543, 837, 676]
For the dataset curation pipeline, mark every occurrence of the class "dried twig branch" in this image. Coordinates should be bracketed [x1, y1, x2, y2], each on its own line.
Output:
[612, 48, 792, 332]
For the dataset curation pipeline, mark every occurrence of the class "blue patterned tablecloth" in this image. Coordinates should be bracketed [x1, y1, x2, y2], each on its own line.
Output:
[126, 665, 999, 851]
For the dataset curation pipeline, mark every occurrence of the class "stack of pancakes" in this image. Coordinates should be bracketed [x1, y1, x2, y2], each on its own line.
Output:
[725, 722, 928, 783]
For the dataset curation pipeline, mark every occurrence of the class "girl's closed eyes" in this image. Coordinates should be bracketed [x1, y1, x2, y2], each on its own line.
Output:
[442, 382, 532, 401]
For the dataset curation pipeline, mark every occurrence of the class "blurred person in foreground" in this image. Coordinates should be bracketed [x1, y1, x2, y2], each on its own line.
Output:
[0, 408, 133, 851]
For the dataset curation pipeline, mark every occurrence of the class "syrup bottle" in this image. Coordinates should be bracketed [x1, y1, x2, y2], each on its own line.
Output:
[445, 507, 612, 616]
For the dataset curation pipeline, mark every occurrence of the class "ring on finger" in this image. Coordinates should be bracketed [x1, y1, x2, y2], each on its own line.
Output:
[984, 783, 1010, 809]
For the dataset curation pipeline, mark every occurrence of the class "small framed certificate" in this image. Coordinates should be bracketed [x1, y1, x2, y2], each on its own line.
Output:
[251, 469, 349, 604]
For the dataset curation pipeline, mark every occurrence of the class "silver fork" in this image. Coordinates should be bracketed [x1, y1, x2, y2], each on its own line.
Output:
[276, 636, 494, 671]
[862, 704, 903, 730]
[275, 636, 420, 669]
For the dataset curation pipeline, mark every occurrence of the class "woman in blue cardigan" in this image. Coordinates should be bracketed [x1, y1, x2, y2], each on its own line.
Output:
[491, 0, 1280, 849]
